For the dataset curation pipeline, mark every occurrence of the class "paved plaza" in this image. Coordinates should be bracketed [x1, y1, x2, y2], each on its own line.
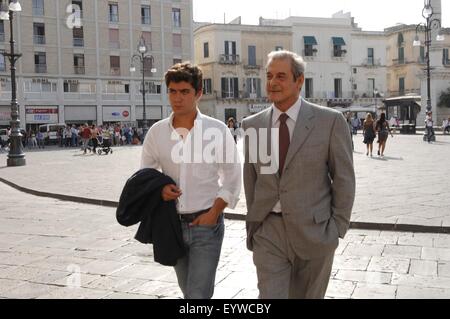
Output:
[0, 133, 450, 298]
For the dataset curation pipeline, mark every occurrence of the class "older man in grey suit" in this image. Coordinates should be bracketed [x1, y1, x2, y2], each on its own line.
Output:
[241, 51, 355, 299]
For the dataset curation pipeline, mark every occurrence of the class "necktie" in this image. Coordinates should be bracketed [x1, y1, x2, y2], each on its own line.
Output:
[279, 113, 290, 176]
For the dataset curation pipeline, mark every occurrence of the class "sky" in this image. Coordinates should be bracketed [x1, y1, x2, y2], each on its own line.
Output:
[193, 0, 450, 31]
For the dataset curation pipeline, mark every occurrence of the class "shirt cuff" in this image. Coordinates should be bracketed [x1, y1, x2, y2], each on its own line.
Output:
[217, 188, 240, 210]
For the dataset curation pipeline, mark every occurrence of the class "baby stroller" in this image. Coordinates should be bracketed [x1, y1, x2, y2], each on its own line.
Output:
[96, 136, 113, 155]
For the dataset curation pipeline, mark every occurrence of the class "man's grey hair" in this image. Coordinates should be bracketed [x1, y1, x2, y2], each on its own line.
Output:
[266, 50, 306, 81]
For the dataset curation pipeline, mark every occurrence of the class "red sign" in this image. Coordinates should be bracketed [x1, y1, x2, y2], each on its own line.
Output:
[26, 108, 58, 114]
[122, 111, 130, 117]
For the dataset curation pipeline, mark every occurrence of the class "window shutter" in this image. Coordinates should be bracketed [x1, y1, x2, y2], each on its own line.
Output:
[233, 78, 239, 98]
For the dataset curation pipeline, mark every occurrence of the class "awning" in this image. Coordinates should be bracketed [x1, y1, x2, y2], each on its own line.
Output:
[303, 36, 317, 45]
[332, 37, 346, 46]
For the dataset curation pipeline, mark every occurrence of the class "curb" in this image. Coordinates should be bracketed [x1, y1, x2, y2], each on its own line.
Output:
[1, 177, 449, 234]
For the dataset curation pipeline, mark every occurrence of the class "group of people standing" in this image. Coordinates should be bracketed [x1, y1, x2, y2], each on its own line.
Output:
[362, 112, 393, 158]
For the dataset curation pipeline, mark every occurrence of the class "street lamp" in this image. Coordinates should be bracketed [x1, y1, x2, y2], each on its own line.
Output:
[130, 35, 156, 138]
[413, 0, 444, 141]
[0, 0, 25, 167]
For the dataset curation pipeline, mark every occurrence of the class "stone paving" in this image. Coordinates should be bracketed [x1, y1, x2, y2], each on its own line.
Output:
[1, 183, 450, 299]
[1, 134, 449, 228]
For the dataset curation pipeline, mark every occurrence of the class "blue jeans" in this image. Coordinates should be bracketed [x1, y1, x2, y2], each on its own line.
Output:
[174, 214, 224, 299]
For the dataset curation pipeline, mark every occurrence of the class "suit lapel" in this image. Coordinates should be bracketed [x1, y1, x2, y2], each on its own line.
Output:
[283, 99, 315, 173]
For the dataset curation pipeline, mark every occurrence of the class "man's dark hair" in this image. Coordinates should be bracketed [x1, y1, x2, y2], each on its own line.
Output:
[165, 62, 203, 94]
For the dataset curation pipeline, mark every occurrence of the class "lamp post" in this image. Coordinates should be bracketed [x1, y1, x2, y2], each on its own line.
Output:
[1, 0, 24, 167]
[413, 0, 444, 141]
[130, 35, 156, 138]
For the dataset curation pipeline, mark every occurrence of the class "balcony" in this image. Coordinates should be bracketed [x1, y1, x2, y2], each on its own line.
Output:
[333, 49, 347, 58]
[73, 37, 84, 47]
[387, 89, 420, 97]
[362, 58, 382, 67]
[74, 66, 85, 75]
[418, 57, 426, 64]
[392, 58, 406, 65]
[33, 35, 46, 45]
[35, 64, 47, 73]
[243, 59, 262, 70]
[219, 54, 240, 65]
[110, 67, 121, 76]
[303, 49, 318, 58]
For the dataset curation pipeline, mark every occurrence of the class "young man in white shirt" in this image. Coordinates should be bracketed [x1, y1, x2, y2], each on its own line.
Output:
[140, 62, 241, 299]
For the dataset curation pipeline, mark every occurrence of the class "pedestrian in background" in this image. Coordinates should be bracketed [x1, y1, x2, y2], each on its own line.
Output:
[36, 130, 45, 149]
[375, 113, 393, 158]
[425, 111, 435, 143]
[363, 113, 376, 157]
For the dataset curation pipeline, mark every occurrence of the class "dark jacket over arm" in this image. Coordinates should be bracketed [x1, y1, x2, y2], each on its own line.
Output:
[116, 168, 185, 266]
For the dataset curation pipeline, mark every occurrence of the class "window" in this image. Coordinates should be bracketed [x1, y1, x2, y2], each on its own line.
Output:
[173, 34, 182, 51]
[443, 48, 449, 65]
[203, 79, 212, 95]
[138, 81, 160, 95]
[73, 27, 84, 47]
[0, 21, 4, 42]
[203, 42, 209, 58]
[248, 45, 256, 66]
[399, 77, 405, 95]
[33, 0, 44, 16]
[173, 58, 182, 65]
[398, 47, 405, 63]
[34, 53, 47, 73]
[353, 68, 357, 74]
[109, 2, 119, 23]
[246, 78, 261, 98]
[420, 46, 425, 63]
[303, 36, 318, 56]
[172, 8, 181, 28]
[33, 23, 46, 45]
[109, 29, 120, 49]
[398, 33, 404, 46]
[0, 54, 5, 72]
[110, 56, 120, 75]
[74, 54, 85, 74]
[332, 37, 346, 57]
[305, 78, 313, 98]
[72, 0, 83, 18]
[224, 41, 237, 62]
[334, 78, 342, 98]
[275, 46, 283, 51]
[25, 79, 57, 93]
[104, 81, 129, 94]
[142, 32, 152, 49]
[368, 48, 374, 65]
[143, 57, 155, 75]
[368, 78, 375, 97]
[221, 78, 239, 98]
[141, 5, 151, 25]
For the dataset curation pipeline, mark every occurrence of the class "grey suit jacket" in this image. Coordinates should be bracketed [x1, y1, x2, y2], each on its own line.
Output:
[242, 99, 356, 260]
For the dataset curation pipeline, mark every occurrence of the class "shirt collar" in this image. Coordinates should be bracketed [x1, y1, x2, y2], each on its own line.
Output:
[272, 96, 302, 126]
[168, 108, 203, 130]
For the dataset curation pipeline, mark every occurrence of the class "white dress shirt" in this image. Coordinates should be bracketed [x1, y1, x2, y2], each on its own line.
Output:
[141, 110, 241, 214]
[271, 97, 302, 213]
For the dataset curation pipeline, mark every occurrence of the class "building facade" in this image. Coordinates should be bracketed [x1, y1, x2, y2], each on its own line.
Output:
[0, 0, 194, 131]
[194, 2, 450, 124]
